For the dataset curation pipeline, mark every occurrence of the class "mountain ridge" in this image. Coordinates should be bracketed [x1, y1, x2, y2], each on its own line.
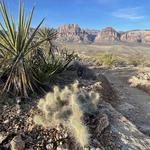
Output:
[56, 24, 150, 44]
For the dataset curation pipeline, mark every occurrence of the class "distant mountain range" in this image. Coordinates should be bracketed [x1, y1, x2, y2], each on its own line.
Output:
[56, 24, 150, 44]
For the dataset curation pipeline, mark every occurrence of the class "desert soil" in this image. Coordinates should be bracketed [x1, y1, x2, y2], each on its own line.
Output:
[101, 66, 150, 136]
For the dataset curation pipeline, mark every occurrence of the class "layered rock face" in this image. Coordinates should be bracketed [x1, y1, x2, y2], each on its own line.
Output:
[56, 24, 150, 44]
[121, 31, 150, 44]
[95, 28, 150, 44]
[143, 31, 150, 43]
[120, 31, 142, 43]
[57, 24, 92, 43]
[94, 27, 120, 43]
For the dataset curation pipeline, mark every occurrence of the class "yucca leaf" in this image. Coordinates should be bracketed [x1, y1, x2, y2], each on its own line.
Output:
[0, 22, 16, 52]
[0, 0, 15, 44]
[24, 18, 45, 53]
[22, 7, 35, 50]
[10, 13, 17, 41]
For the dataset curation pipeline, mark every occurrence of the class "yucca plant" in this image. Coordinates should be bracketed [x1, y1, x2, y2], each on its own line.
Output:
[37, 27, 57, 59]
[0, 0, 54, 97]
[54, 48, 75, 73]
[31, 48, 75, 83]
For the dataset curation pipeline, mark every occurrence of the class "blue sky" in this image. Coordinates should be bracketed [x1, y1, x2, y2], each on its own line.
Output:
[1, 0, 150, 31]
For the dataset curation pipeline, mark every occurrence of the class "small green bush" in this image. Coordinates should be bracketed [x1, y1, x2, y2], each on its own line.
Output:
[34, 81, 100, 148]
[94, 52, 116, 67]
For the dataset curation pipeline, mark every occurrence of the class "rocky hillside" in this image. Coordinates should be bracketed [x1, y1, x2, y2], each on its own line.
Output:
[56, 24, 150, 44]
[56, 24, 93, 43]
[120, 30, 150, 44]
[94, 27, 120, 43]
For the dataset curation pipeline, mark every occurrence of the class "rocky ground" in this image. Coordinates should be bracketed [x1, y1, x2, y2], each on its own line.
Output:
[102, 66, 150, 136]
[0, 64, 150, 150]
[0, 66, 114, 150]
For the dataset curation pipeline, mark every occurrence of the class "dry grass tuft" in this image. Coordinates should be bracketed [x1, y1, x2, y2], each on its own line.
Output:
[128, 68, 150, 94]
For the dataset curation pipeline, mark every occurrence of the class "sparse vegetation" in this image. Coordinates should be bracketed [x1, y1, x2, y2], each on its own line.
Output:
[34, 81, 100, 148]
[0, 0, 150, 149]
[94, 52, 116, 67]
[62, 43, 150, 67]
[128, 68, 150, 94]
[127, 53, 145, 66]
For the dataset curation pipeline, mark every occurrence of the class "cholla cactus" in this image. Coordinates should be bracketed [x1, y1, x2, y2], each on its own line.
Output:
[34, 81, 100, 147]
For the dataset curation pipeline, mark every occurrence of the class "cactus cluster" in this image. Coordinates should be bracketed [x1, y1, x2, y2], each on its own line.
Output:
[34, 81, 100, 148]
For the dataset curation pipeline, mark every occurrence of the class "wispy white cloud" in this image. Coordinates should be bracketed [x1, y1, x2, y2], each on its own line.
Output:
[112, 7, 145, 20]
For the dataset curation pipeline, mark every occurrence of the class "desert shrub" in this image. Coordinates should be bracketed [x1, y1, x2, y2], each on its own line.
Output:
[128, 69, 150, 94]
[34, 81, 100, 147]
[94, 52, 116, 67]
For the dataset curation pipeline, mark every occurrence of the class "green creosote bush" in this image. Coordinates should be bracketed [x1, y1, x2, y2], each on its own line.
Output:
[34, 81, 100, 148]
[94, 52, 116, 67]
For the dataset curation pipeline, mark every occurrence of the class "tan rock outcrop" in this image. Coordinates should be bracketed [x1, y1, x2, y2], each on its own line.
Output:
[56, 24, 150, 44]
[94, 27, 120, 43]
[57, 24, 91, 43]
[121, 30, 150, 44]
